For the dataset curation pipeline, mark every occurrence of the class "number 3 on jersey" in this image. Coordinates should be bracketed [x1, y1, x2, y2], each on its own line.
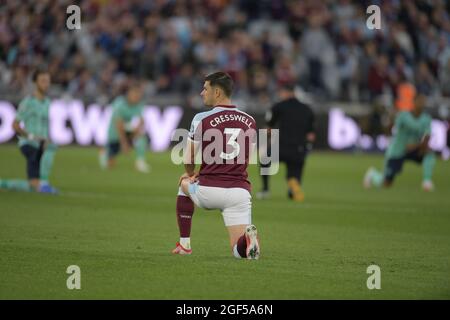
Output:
[220, 128, 241, 160]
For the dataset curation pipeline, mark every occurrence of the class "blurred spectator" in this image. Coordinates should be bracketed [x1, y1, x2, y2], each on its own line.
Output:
[415, 61, 437, 96]
[368, 55, 390, 99]
[358, 41, 377, 101]
[0, 0, 448, 110]
[68, 68, 98, 99]
[441, 56, 450, 97]
[301, 13, 334, 95]
[395, 77, 416, 112]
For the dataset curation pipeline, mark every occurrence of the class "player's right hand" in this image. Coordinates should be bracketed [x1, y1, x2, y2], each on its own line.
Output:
[27, 133, 41, 141]
[178, 172, 198, 186]
[190, 173, 199, 183]
[27, 133, 47, 143]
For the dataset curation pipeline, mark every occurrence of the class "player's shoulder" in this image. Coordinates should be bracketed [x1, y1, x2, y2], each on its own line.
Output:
[112, 95, 125, 106]
[132, 101, 145, 113]
[271, 100, 284, 110]
[301, 101, 314, 115]
[41, 96, 51, 107]
[111, 96, 127, 111]
[397, 111, 410, 119]
[192, 108, 223, 122]
[19, 95, 33, 106]
[293, 98, 313, 113]
[272, 98, 306, 112]
[421, 112, 432, 121]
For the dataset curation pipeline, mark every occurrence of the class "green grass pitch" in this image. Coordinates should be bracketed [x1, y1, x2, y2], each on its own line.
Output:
[0, 144, 449, 299]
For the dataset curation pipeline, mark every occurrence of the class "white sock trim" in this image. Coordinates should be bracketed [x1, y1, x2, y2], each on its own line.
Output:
[180, 237, 191, 249]
[233, 244, 242, 259]
[178, 186, 187, 196]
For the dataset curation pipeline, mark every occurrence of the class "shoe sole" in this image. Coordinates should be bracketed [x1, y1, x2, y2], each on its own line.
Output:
[245, 225, 260, 260]
[172, 250, 192, 255]
[172, 243, 192, 255]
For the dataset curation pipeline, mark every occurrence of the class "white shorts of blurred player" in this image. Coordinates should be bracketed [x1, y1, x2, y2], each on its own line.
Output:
[179, 182, 252, 227]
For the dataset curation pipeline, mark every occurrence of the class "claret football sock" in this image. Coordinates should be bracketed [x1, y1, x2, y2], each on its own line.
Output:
[176, 192, 195, 241]
[235, 234, 247, 258]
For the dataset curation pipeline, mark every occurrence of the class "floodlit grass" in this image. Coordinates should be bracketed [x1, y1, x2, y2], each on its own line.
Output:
[0, 145, 449, 299]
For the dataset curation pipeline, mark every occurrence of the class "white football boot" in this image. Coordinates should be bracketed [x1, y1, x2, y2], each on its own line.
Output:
[135, 159, 151, 173]
[245, 224, 260, 260]
[363, 167, 376, 189]
[422, 180, 434, 192]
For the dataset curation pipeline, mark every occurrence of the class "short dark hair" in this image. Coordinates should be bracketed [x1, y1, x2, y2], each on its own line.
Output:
[205, 71, 234, 97]
[32, 68, 49, 82]
[126, 78, 143, 91]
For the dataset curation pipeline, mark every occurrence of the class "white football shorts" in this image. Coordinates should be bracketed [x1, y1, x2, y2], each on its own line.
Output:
[184, 182, 252, 226]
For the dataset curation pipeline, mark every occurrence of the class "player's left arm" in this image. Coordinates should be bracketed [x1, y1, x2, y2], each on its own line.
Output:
[184, 139, 196, 176]
[132, 116, 145, 139]
[406, 117, 432, 153]
[116, 118, 131, 153]
[182, 114, 203, 180]
[13, 99, 29, 137]
[179, 138, 199, 184]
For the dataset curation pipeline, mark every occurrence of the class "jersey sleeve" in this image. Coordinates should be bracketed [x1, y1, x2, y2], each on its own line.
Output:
[188, 114, 203, 142]
[394, 112, 407, 130]
[16, 98, 30, 121]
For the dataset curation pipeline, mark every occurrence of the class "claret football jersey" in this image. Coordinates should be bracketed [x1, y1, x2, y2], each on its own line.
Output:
[188, 105, 257, 193]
